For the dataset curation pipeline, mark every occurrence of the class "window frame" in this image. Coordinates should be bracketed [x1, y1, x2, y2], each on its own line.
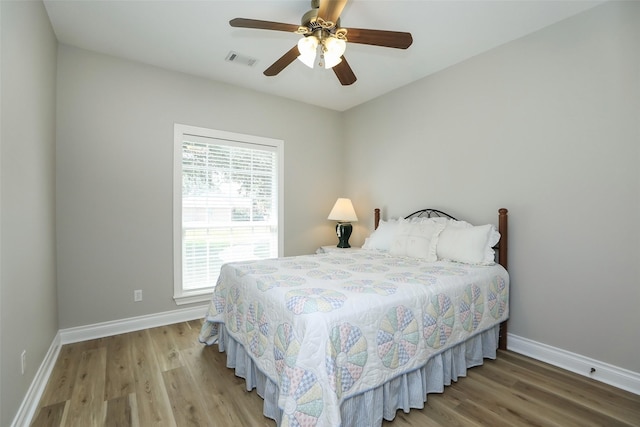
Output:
[173, 123, 284, 305]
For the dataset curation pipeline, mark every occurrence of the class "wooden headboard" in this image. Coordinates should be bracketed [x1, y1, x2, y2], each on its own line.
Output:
[374, 207, 509, 350]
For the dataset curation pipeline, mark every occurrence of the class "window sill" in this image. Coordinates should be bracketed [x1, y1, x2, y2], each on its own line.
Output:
[174, 290, 213, 306]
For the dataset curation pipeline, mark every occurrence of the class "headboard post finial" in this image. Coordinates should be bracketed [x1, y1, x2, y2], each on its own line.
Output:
[374, 208, 381, 230]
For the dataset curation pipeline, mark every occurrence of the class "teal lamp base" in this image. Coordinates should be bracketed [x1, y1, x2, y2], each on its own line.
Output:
[336, 222, 353, 248]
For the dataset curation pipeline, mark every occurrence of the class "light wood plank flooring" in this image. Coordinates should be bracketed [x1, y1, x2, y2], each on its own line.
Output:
[31, 320, 640, 426]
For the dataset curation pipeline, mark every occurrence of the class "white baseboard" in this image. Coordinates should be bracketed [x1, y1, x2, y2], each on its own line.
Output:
[11, 332, 62, 427]
[508, 333, 640, 395]
[11, 305, 208, 427]
[59, 305, 208, 344]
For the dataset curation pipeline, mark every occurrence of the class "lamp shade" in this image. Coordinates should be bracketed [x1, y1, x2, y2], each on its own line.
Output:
[323, 37, 346, 69]
[297, 36, 318, 68]
[328, 198, 358, 222]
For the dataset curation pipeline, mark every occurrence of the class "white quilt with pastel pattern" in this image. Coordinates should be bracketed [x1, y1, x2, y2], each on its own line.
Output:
[199, 249, 509, 427]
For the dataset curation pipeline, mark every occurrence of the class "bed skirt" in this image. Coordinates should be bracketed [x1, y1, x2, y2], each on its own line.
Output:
[212, 324, 500, 426]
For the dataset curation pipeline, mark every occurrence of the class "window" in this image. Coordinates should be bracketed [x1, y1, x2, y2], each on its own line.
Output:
[173, 124, 283, 304]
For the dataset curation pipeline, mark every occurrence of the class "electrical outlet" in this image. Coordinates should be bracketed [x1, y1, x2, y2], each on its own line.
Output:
[134, 289, 142, 302]
[21, 350, 26, 375]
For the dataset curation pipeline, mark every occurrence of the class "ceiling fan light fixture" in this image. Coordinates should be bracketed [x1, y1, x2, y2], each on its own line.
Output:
[322, 36, 346, 69]
[297, 36, 318, 68]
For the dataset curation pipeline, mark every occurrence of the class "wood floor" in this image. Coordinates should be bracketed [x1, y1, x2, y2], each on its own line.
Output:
[31, 320, 640, 427]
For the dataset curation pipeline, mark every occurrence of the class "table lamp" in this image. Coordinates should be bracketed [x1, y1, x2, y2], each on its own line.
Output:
[328, 198, 358, 248]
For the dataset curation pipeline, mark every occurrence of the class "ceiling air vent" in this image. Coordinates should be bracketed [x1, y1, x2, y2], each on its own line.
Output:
[225, 51, 257, 67]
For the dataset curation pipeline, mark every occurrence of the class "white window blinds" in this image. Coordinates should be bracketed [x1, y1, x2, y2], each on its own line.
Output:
[174, 125, 283, 304]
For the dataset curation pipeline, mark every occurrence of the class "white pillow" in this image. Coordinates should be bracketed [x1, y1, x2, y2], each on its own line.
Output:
[440, 218, 473, 227]
[389, 220, 445, 261]
[362, 219, 399, 251]
[409, 216, 454, 224]
[436, 223, 500, 265]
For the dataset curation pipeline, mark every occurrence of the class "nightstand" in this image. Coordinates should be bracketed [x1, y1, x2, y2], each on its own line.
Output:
[316, 245, 360, 254]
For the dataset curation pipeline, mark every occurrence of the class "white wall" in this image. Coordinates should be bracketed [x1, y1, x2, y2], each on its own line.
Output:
[0, 1, 58, 425]
[344, 1, 640, 374]
[56, 45, 344, 329]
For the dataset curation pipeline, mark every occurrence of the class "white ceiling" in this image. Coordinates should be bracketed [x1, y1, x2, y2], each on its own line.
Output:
[43, 0, 604, 111]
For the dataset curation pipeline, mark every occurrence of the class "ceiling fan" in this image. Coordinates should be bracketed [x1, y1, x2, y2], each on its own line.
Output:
[230, 0, 413, 85]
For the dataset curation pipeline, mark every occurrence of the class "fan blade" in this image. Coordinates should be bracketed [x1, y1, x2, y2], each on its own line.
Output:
[332, 57, 356, 86]
[230, 18, 299, 33]
[264, 45, 300, 76]
[345, 28, 413, 49]
[317, 0, 349, 24]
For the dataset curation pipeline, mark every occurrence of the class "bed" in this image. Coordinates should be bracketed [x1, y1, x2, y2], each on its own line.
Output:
[199, 207, 509, 426]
